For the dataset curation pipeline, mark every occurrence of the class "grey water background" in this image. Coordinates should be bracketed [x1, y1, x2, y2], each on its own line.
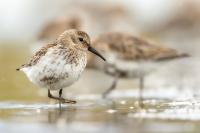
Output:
[1, 0, 200, 133]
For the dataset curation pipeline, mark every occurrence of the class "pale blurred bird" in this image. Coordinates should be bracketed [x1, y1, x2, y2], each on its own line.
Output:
[88, 32, 189, 107]
[17, 29, 106, 109]
[38, 16, 83, 42]
[31, 16, 85, 53]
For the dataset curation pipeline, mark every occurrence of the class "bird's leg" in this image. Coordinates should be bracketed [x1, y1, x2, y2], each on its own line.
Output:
[48, 90, 76, 104]
[139, 76, 144, 108]
[102, 73, 119, 98]
[59, 89, 62, 110]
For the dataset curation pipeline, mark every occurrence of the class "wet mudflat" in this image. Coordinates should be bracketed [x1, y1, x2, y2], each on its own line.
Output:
[1, 99, 200, 133]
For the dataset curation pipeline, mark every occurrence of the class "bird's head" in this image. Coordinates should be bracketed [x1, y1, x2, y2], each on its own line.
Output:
[57, 29, 106, 61]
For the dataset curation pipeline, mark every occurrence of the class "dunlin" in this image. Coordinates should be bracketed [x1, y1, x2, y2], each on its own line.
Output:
[17, 29, 106, 109]
[88, 32, 189, 107]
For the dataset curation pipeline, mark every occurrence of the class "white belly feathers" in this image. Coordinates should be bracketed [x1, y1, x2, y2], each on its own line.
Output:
[22, 48, 87, 90]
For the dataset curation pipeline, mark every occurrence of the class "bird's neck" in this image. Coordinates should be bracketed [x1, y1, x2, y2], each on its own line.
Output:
[67, 48, 87, 66]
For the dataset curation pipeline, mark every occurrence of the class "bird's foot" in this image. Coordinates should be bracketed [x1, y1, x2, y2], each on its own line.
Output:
[102, 92, 108, 99]
[60, 98, 77, 104]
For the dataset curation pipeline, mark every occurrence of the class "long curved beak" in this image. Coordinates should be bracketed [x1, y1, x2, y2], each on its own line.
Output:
[88, 46, 106, 61]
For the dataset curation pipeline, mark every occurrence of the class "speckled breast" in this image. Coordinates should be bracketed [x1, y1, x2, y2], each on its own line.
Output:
[23, 47, 87, 90]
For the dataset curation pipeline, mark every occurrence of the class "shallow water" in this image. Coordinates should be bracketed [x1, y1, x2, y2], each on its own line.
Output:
[1, 45, 200, 133]
[1, 99, 200, 133]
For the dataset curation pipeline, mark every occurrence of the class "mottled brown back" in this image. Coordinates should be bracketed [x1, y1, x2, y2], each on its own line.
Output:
[92, 32, 188, 61]
[16, 43, 57, 70]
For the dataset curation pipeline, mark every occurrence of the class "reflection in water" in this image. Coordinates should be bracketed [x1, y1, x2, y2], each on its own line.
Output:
[0, 99, 200, 133]
[47, 106, 77, 124]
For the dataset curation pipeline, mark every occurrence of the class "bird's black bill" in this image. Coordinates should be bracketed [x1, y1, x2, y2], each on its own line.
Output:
[88, 46, 106, 61]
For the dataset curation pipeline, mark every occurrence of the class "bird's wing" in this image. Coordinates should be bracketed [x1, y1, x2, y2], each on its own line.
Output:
[150, 46, 189, 62]
[125, 37, 189, 61]
[93, 33, 189, 61]
[16, 43, 57, 71]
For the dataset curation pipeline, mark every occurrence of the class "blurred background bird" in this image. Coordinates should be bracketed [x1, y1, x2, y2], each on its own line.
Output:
[87, 32, 189, 107]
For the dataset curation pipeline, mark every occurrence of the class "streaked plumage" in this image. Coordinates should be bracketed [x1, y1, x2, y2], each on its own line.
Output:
[20, 44, 87, 90]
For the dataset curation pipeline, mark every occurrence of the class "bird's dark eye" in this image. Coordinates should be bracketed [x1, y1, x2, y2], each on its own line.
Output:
[79, 37, 84, 42]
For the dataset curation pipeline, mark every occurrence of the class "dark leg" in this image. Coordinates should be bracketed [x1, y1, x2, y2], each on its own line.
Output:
[48, 90, 76, 104]
[102, 74, 119, 98]
[59, 89, 62, 110]
[139, 76, 144, 108]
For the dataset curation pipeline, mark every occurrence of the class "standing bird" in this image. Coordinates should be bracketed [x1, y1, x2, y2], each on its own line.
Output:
[87, 32, 189, 107]
[17, 29, 106, 109]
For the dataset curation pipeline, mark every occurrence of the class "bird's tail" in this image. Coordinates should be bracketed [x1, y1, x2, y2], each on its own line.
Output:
[16, 64, 26, 71]
[155, 53, 190, 62]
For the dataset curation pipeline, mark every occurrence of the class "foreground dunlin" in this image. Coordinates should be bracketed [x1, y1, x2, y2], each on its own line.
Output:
[88, 32, 189, 107]
[17, 29, 106, 109]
